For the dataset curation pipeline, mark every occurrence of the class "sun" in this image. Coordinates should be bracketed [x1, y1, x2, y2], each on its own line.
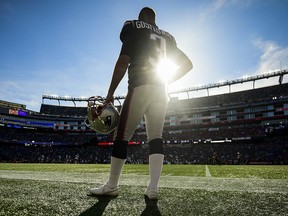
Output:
[157, 59, 179, 83]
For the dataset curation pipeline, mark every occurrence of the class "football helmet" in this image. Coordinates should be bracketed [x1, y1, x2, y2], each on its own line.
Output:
[85, 96, 119, 134]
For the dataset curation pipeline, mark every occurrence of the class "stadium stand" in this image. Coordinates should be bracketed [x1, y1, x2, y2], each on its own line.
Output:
[40, 104, 87, 117]
[1, 75, 287, 165]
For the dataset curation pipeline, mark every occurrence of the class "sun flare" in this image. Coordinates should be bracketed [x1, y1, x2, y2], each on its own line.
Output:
[157, 59, 179, 83]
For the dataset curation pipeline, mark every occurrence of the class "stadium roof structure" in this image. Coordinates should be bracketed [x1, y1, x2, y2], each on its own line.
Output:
[42, 94, 126, 106]
[168, 69, 288, 98]
[42, 69, 287, 105]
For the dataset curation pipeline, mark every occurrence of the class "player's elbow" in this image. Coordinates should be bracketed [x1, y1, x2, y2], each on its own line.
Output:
[183, 59, 193, 73]
[186, 59, 193, 71]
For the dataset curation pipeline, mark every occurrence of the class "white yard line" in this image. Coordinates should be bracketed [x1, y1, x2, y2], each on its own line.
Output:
[0, 170, 287, 194]
[205, 165, 212, 177]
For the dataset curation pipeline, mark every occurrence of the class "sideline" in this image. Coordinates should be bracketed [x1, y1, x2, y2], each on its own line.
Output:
[0, 170, 287, 194]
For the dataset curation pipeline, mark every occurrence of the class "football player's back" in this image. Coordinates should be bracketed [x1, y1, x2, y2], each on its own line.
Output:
[120, 19, 177, 87]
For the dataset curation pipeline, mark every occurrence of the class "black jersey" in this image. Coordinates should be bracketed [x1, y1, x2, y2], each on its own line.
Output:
[120, 20, 177, 88]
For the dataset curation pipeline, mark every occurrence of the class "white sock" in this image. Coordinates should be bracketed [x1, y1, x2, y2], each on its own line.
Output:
[107, 156, 126, 188]
[148, 154, 164, 191]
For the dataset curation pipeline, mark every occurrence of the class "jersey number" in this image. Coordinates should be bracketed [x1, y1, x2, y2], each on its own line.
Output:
[149, 34, 166, 67]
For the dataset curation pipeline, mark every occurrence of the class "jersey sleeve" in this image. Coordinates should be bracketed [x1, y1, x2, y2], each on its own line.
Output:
[166, 34, 178, 57]
[163, 33, 190, 67]
[119, 21, 134, 57]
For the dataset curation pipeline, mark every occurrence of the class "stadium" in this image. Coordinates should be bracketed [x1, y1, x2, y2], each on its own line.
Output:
[1, 1, 288, 215]
[1, 70, 287, 165]
[0, 70, 287, 215]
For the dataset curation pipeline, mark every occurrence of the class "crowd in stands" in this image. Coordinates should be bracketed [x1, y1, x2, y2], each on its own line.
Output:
[0, 127, 95, 145]
[1, 127, 287, 165]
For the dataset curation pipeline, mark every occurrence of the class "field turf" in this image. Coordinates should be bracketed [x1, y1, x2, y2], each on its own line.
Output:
[0, 163, 287, 216]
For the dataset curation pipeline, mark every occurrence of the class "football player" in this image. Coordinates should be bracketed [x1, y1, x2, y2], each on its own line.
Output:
[89, 7, 193, 199]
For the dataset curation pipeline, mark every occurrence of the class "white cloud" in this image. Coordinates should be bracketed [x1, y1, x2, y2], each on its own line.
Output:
[0, 80, 44, 111]
[0, 63, 126, 112]
[252, 38, 288, 74]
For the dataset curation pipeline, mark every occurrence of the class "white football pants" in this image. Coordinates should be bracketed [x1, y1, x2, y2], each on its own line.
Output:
[114, 84, 168, 143]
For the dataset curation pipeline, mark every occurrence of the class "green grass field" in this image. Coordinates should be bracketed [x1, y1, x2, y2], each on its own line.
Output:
[0, 163, 287, 216]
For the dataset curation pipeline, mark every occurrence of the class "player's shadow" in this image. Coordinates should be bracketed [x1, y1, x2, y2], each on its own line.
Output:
[79, 196, 113, 216]
[141, 195, 161, 216]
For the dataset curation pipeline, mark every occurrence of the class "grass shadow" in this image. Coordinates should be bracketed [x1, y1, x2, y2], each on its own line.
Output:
[141, 195, 161, 216]
[79, 196, 114, 216]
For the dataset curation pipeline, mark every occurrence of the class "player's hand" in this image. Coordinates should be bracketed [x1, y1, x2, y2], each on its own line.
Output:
[104, 94, 114, 105]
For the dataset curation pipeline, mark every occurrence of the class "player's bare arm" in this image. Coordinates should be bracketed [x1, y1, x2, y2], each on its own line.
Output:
[106, 54, 130, 103]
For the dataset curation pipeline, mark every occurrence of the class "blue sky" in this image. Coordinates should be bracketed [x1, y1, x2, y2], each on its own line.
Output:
[1, 0, 288, 111]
